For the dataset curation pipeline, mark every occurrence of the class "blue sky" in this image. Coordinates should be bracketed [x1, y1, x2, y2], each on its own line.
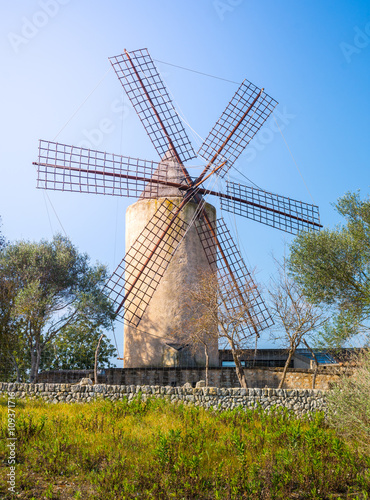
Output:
[1, 0, 369, 358]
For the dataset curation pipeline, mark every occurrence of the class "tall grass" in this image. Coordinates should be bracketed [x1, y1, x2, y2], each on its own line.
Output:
[0, 395, 369, 499]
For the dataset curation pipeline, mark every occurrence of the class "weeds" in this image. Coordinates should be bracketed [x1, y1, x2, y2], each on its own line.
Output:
[0, 396, 369, 499]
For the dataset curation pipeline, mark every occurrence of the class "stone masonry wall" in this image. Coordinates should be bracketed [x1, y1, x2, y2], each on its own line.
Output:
[0, 382, 327, 417]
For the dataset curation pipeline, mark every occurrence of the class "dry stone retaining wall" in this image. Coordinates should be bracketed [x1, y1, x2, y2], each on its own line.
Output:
[0, 382, 327, 416]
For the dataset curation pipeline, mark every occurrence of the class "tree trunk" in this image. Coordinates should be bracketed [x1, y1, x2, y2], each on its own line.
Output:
[94, 334, 104, 385]
[253, 334, 258, 368]
[303, 339, 319, 389]
[30, 346, 41, 383]
[34, 346, 42, 383]
[311, 359, 318, 389]
[29, 339, 36, 383]
[278, 348, 294, 389]
[10, 353, 21, 383]
[204, 344, 209, 387]
[230, 343, 247, 388]
[29, 344, 37, 383]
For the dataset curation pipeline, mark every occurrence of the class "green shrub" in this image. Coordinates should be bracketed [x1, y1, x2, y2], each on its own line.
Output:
[327, 349, 370, 454]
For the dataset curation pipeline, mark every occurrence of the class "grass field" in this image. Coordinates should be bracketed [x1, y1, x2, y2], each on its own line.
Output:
[1, 395, 369, 499]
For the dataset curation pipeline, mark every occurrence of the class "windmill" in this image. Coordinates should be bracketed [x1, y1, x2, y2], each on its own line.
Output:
[34, 48, 321, 369]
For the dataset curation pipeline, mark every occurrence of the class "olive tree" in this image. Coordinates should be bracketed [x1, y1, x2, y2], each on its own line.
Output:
[40, 319, 117, 371]
[0, 234, 115, 382]
[289, 191, 370, 347]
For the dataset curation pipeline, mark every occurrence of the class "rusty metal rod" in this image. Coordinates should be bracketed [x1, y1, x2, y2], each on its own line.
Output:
[192, 160, 227, 188]
[33, 162, 186, 190]
[201, 188, 322, 229]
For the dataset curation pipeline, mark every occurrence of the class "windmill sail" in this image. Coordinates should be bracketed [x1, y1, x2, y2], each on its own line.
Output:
[35, 140, 182, 199]
[196, 217, 273, 337]
[196, 80, 277, 180]
[109, 48, 196, 164]
[105, 199, 188, 326]
[220, 181, 321, 234]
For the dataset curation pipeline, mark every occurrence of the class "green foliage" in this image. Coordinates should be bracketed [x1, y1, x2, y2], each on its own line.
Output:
[327, 349, 370, 454]
[0, 245, 26, 382]
[0, 397, 369, 499]
[289, 191, 370, 346]
[40, 320, 116, 370]
[318, 310, 362, 349]
[0, 234, 115, 382]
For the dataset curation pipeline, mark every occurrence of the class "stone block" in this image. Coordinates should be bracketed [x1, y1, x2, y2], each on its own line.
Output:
[286, 389, 297, 397]
[208, 387, 219, 396]
[196, 380, 206, 388]
[78, 378, 93, 386]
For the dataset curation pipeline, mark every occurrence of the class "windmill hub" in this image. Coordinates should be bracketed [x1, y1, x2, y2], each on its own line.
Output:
[140, 150, 187, 199]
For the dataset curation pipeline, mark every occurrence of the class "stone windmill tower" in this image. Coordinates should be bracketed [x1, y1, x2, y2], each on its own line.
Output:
[34, 48, 321, 369]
